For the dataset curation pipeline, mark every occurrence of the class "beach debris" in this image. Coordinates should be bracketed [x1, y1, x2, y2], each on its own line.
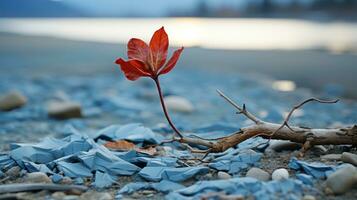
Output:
[209, 149, 262, 174]
[104, 140, 136, 151]
[47, 101, 82, 119]
[296, 173, 314, 186]
[95, 123, 164, 145]
[164, 95, 194, 113]
[0, 183, 88, 194]
[139, 166, 209, 182]
[325, 164, 357, 195]
[0, 90, 27, 111]
[341, 152, 357, 166]
[246, 167, 270, 181]
[117, 180, 184, 195]
[289, 157, 340, 179]
[272, 168, 289, 181]
[166, 177, 314, 200]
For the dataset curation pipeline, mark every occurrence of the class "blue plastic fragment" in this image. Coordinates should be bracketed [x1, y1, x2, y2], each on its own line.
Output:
[95, 123, 164, 144]
[93, 171, 117, 188]
[56, 161, 92, 178]
[209, 149, 262, 174]
[166, 177, 314, 200]
[23, 161, 53, 174]
[296, 173, 314, 186]
[139, 166, 209, 182]
[289, 157, 336, 179]
[0, 154, 16, 171]
[51, 174, 63, 183]
[118, 180, 184, 195]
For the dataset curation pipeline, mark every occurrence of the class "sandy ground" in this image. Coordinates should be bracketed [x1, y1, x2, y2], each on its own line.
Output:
[1, 32, 357, 99]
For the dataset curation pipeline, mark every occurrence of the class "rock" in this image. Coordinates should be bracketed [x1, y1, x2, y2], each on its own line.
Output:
[63, 195, 79, 200]
[47, 101, 82, 119]
[246, 167, 270, 181]
[163, 96, 194, 113]
[5, 166, 21, 178]
[268, 140, 301, 152]
[302, 195, 316, 200]
[325, 164, 357, 195]
[52, 192, 66, 200]
[217, 171, 232, 180]
[341, 152, 357, 166]
[320, 154, 342, 161]
[61, 176, 73, 185]
[0, 91, 27, 111]
[80, 191, 112, 200]
[24, 172, 51, 183]
[272, 168, 289, 181]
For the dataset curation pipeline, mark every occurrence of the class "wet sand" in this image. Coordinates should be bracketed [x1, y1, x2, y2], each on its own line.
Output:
[1, 32, 357, 98]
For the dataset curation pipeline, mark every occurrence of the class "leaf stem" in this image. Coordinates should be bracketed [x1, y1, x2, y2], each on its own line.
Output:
[153, 77, 183, 138]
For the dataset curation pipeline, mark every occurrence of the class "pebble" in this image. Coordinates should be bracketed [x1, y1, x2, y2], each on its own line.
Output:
[47, 101, 82, 119]
[80, 191, 112, 200]
[320, 154, 342, 161]
[268, 140, 301, 152]
[217, 171, 232, 179]
[302, 195, 316, 200]
[341, 152, 357, 166]
[246, 167, 270, 181]
[5, 166, 21, 178]
[0, 91, 27, 111]
[52, 192, 66, 200]
[325, 164, 357, 195]
[272, 168, 289, 181]
[163, 96, 194, 113]
[24, 172, 51, 183]
[63, 195, 79, 200]
[61, 176, 73, 185]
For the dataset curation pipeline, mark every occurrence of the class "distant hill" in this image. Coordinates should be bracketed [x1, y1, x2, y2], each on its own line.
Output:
[0, 0, 88, 17]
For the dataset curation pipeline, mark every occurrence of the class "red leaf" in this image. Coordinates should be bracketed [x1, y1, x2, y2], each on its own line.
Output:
[159, 47, 184, 75]
[115, 58, 151, 81]
[127, 38, 149, 62]
[149, 27, 168, 70]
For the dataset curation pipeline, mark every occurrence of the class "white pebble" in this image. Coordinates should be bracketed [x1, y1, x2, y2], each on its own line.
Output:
[164, 96, 194, 113]
[272, 168, 289, 181]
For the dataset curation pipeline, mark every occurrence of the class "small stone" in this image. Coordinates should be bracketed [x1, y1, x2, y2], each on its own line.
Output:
[164, 96, 194, 113]
[325, 164, 357, 195]
[217, 171, 231, 180]
[63, 195, 79, 200]
[5, 166, 21, 178]
[80, 191, 112, 200]
[302, 195, 316, 200]
[320, 154, 342, 161]
[246, 167, 270, 181]
[0, 91, 27, 111]
[52, 192, 66, 200]
[268, 140, 301, 152]
[60, 176, 73, 185]
[47, 101, 82, 119]
[25, 172, 51, 183]
[341, 152, 357, 166]
[51, 174, 63, 183]
[272, 168, 289, 181]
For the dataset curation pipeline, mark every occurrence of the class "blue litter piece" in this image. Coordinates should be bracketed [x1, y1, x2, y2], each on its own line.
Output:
[209, 149, 262, 174]
[289, 157, 336, 179]
[166, 177, 314, 200]
[139, 166, 209, 182]
[0, 170, 4, 178]
[0, 154, 16, 171]
[74, 177, 84, 185]
[135, 157, 178, 167]
[296, 173, 314, 186]
[56, 161, 92, 178]
[93, 171, 117, 188]
[51, 174, 63, 183]
[95, 123, 164, 144]
[118, 180, 184, 195]
[23, 161, 53, 174]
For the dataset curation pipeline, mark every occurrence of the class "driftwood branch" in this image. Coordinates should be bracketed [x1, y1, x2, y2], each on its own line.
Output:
[174, 90, 357, 155]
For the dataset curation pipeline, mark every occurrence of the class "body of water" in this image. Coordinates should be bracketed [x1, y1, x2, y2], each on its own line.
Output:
[1, 18, 357, 53]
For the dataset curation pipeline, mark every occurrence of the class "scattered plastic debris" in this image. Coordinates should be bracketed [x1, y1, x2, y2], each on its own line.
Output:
[139, 166, 209, 182]
[289, 157, 339, 179]
[117, 180, 184, 195]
